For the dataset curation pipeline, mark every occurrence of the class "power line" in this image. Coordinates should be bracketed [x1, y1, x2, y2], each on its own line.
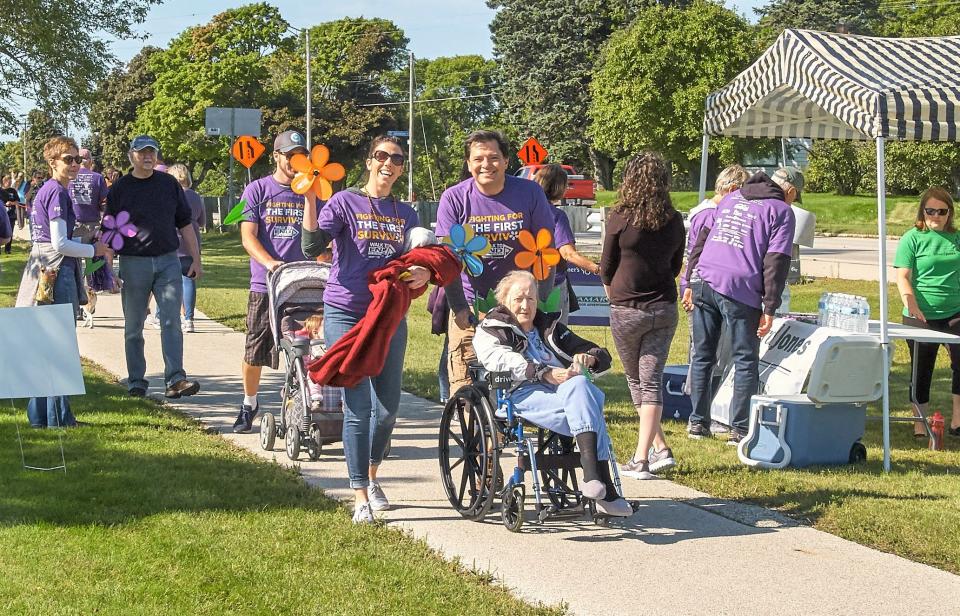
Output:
[358, 93, 495, 107]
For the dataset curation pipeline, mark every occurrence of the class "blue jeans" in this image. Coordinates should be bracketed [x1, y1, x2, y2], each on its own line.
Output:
[511, 375, 612, 460]
[689, 281, 761, 434]
[27, 258, 78, 428]
[182, 274, 196, 320]
[323, 303, 407, 489]
[119, 252, 186, 391]
[438, 335, 450, 401]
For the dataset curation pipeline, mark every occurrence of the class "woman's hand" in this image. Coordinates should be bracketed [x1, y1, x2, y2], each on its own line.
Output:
[681, 287, 694, 312]
[403, 265, 431, 289]
[93, 240, 113, 258]
[543, 368, 573, 385]
[572, 353, 596, 370]
[905, 296, 927, 323]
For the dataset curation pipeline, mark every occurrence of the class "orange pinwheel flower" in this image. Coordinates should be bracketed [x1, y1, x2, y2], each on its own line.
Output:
[514, 228, 560, 281]
[290, 144, 346, 200]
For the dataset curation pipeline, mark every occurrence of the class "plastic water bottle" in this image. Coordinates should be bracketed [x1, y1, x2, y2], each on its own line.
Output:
[859, 296, 871, 333]
[777, 285, 791, 316]
[818, 292, 828, 326]
[930, 411, 945, 451]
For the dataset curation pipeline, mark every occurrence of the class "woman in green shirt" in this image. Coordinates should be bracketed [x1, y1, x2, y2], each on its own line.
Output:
[894, 186, 960, 439]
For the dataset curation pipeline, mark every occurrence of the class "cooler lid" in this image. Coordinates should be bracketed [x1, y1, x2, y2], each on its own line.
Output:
[806, 335, 883, 403]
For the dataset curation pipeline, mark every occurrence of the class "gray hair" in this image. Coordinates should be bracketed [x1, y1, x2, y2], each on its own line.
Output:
[715, 164, 748, 195]
[167, 163, 192, 188]
[494, 270, 538, 305]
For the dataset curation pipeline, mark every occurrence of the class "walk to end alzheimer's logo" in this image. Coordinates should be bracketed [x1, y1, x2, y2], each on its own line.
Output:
[467, 211, 524, 259]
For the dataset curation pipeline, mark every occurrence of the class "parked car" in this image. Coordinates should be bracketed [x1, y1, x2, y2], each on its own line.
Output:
[516, 164, 596, 206]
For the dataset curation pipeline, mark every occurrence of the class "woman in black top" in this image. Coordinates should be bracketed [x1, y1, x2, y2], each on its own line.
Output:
[600, 152, 685, 480]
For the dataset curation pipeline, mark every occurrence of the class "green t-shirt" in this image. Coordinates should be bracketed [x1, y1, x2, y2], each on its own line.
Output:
[893, 227, 960, 319]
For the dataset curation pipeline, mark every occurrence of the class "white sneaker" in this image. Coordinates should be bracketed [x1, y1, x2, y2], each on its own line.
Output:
[182, 319, 194, 333]
[595, 498, 634, 517]
[368, 481, 391, 511]
[145, 314, 161, 330]
[352, 502, 374, 524]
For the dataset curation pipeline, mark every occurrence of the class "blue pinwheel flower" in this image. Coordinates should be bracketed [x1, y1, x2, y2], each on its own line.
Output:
[442, 223, 489, 277]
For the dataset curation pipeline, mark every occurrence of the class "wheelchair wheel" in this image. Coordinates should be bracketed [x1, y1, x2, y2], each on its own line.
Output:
[501, 484, 525, 532]
[438, 387, 500, 521]
[307, 425, 323, 461]
[285, 425, 301, 461]
[259, 413, 276, 451]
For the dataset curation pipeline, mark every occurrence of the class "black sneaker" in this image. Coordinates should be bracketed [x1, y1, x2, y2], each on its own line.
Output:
[948, 426, 960, 438]
[128, 387, 147, 398]
[687, 422, 711, 440]
[727, 430, 747, 446]
[165, 379, 200, 399]
[233, 403, 257, 433]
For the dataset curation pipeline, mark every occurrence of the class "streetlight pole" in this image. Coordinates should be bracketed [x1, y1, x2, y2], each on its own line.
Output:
[408, 51, 414, 202]
[305, 28, 312, 146]
[21, 115, 28, 177]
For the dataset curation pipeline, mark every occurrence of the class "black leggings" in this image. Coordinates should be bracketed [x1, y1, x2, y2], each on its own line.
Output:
[903, 313, 960, 405]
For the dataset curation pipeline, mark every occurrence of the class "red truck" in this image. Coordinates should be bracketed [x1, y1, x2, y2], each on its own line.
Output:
[516, 164, 596, 206]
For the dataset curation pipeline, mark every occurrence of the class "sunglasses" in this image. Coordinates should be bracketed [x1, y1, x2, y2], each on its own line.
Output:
[924, 207, 949, 216]
[59, 155, 84, 165]
[370, 150, 405, 166]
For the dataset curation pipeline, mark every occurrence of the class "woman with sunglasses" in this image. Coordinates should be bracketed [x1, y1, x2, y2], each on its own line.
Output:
[894, 186, 960, 439]
[301, 136, 430, 523]
[15, 137, 110, 428]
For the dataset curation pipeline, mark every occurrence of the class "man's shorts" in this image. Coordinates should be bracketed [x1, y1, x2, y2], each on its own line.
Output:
[244, 291, 279, 369]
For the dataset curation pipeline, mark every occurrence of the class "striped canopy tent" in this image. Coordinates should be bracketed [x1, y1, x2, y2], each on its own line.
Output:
[697, 29, 960, 472]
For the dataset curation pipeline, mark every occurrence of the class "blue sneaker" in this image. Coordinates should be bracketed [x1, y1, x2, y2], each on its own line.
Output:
[233, 403, 257, 433]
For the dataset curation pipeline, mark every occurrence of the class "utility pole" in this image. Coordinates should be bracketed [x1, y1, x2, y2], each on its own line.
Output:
[408, 51, 415, 202]
[305, 28, 312, 146]
[22, 116, 28, 177]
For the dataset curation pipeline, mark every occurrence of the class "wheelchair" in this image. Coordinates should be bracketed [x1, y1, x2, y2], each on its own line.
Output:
[438, 367, 639, 532]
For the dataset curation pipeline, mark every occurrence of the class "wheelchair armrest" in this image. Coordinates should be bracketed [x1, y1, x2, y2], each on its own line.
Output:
[486, 371, 513, 389]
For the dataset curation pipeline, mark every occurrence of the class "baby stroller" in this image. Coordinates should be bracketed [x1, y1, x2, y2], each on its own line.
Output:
[439, 366, 639, 532]
[259, 261, 344, 461]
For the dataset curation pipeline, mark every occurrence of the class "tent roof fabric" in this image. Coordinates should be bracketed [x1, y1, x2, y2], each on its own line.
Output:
[705, 29, 960, 141]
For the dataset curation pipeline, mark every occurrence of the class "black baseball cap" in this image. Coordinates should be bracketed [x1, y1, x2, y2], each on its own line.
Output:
[274, 130, 308, 154]
[130, 135, 160, 152]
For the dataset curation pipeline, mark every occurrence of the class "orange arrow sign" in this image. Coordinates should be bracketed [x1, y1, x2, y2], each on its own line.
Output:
[517, 137, 548, 165]
[232, 136, 265, 169]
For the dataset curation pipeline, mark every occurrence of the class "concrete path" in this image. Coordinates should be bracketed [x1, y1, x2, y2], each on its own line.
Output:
[76, 294, 960, 615]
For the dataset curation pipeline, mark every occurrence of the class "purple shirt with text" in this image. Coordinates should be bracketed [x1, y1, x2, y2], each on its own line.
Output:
[240, 176, 306, 293]
[31, 179, 76, 244]
[68, 168, 109, 223]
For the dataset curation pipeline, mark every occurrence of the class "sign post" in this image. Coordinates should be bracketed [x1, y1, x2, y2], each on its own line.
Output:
[517, 137, 548, 166]
[205, 107, 262, 210]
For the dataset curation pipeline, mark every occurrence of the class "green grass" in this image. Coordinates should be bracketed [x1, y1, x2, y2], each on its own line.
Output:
[61, 233, 960, 576]
[0, 242, 564, 615]
[596, 190, 921, 236]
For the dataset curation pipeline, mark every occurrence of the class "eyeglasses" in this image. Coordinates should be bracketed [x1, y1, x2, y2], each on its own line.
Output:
[924, 207, 949, 216]
[370, 150, 405, 166]
[59, 155, 84, 165]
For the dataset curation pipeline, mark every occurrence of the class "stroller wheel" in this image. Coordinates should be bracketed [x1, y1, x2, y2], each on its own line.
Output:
[285, 425, 301, 461]
[259, 413, 276, 451]
[307, 425, 323, 461]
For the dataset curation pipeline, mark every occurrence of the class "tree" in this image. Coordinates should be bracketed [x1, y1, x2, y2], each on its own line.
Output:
[880, 1, 960, 37]
[755, 0, 882, 37]
[88, 47, 162, 169]
[588, 1, 758, 180]
[805, 141, 872, 195]
[23, 109, 63, 172]
[488, 0, 648, 189]
[0, 0, 159, 131]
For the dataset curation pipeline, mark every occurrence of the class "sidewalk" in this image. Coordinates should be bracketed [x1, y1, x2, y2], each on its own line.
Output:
[76, 294, 960, 616]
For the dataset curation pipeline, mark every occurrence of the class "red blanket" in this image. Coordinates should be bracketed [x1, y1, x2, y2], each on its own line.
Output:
[307, 245, 461, 387]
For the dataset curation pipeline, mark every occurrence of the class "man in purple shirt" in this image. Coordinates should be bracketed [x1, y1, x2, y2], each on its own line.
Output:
[684, 167, 798, 443]
[233, 130, 309, 433]
[69, 148, 110, 323]
[435, 129, 556, 394]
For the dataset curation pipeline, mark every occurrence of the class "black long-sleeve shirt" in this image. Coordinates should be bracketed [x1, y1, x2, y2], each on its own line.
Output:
[103, 171, 192, 256]
[600, 210, 685, 309]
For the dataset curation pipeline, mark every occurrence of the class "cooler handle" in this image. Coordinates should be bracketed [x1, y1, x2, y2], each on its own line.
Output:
[665, 379, 685, 396]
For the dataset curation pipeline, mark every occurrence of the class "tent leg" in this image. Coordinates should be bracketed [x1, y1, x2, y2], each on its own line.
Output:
[698, 133, 710, 202]
[876, 136, 891, 473]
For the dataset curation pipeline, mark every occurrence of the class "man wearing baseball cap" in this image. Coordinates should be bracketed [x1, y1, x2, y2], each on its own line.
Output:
[69, 147, 110, 325]
[102, 135, 202, 399]
[233, 129, 311, 433]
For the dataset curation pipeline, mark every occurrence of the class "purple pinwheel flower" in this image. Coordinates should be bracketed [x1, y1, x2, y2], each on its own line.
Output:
[101, 211, 138, 250]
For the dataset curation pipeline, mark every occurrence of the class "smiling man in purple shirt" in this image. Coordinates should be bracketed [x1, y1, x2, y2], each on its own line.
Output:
[684, 167, 798, 443]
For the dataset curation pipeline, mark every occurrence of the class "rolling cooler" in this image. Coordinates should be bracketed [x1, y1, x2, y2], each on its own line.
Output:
[661, 365, 692, 421]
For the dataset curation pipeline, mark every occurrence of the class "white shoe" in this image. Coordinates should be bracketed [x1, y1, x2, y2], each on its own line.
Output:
[352, 502, 375, 524]
[581, 479, 607, 500]
[595, 498, 634, 517]
[182, 319, 194, 333]
[145, 314, 161, 330]
[368, 481, 391, 511]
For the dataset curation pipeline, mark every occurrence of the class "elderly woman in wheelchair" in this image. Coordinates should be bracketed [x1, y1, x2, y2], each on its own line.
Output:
[438, 269, 634, 530]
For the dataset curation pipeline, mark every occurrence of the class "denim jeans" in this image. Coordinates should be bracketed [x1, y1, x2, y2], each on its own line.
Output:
[27, 258, 78, 428]
[119, 252, 186, 391]
[323, 303, 407, 489]
[689, 280, 761, 434]
[181, 274, 196, 320]
[438, 335, 450, 401]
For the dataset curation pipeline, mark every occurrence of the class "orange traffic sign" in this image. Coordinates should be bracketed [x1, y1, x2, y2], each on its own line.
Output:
[517, 137, 548, 165]
[232, 135, 265, 168]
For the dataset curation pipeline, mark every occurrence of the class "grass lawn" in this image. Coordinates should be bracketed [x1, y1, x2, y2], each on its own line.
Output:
[193, 231, 960, 575]
[0, 245, 563, 615]
[596, 190, 921, 236]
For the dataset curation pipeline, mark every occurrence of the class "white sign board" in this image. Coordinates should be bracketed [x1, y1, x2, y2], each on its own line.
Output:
[0, 304, 85, 398]
[204, 107, 262, 138]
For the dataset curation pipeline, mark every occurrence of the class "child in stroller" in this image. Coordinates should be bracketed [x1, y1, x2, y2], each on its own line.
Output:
[293, 312, 343, 415]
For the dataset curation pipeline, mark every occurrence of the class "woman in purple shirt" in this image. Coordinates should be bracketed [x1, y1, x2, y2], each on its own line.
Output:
[302, 136, 430, 524]
[167, 164, 204, 333]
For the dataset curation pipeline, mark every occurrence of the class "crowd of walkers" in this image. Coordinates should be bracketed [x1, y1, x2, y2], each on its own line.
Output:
[4, 127, 958, 521]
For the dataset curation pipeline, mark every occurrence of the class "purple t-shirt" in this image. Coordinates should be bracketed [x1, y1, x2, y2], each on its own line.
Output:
[679, 199, 718, 292]
[436, 176, 555, 303]
[177, 188, 205, 258]
[31, 179, 76, 244]
[240, 176, 307, 293]
[696, 189, 795, 309]
[318, 189, 418, 314]
[552, 206, 575, 285]
[68, 168, 109, 223]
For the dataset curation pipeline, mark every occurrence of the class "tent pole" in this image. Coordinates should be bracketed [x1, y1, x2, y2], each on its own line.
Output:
[876, 136, 891, 473]
[698, 133, 710, 202]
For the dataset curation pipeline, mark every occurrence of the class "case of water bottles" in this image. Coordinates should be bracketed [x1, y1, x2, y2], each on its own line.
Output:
[818, 292, 871, 333]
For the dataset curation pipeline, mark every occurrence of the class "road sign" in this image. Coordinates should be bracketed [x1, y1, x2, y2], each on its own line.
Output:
[205, 107, 261, 138]
[517, 137, 548, 165]
[387, 130, 409, 137]
[232, 136, 265, 169]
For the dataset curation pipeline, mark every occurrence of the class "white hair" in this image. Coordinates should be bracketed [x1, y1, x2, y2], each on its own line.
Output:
[494, 270, 538, 305]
